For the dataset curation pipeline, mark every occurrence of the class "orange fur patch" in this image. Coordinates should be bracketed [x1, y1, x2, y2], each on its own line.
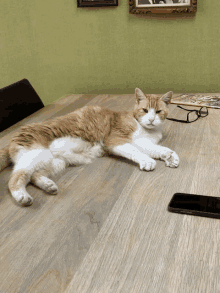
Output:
[9, 107, 138, 157]
[133, 94, 169, 123]
[8, 170, 30, 191]
[0, 146, 10, 171]
[8, 92, 171, 160]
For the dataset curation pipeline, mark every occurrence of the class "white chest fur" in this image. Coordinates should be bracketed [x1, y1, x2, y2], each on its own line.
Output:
[132, 121, 163, 145]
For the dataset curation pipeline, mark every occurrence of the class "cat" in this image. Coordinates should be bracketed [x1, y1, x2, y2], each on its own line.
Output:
[0, 88, 179, 206]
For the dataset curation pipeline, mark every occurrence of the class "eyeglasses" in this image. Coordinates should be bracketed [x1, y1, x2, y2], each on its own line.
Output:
[166, 105, 209, 123]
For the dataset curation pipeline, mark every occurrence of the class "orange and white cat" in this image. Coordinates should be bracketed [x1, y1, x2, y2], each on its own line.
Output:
[0, 88, 179, 206]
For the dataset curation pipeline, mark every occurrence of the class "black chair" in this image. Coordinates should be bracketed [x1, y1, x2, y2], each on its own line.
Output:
[0, 79, 44, 132]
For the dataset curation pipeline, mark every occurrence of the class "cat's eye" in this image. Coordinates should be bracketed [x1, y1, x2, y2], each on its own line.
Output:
[156, 110, 162, 114]
[143, 109, 148, 113]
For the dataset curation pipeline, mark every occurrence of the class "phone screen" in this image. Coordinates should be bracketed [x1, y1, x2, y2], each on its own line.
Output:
[168, 193, 220, 219]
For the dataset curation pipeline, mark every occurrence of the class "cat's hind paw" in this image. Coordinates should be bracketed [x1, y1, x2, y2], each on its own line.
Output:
[44, 180, 58, 195]
[12, 190, 33, 206]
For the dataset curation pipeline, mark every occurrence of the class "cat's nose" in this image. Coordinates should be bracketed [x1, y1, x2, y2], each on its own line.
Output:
[149, 117, 154, 122]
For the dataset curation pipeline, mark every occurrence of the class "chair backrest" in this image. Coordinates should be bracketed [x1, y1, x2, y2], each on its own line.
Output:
[0, 79, 44, 132]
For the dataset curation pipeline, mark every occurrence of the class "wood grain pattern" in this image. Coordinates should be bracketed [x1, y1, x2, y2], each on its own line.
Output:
[0, 94, 219, 293]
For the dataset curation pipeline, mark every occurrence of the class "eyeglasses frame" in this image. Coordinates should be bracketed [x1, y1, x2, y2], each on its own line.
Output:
[166, 105, 209, 123]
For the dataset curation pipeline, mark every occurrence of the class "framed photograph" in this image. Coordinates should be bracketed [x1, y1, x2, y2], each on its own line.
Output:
[129, 0, 197, 14]
[77, 0, 118, 7]
[171, 94, 220, 109]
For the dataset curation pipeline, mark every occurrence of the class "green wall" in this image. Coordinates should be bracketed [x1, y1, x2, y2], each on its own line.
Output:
[0, 0, 219, 105]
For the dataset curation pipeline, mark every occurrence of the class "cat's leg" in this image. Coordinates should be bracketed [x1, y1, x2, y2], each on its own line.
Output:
[133, 138, 179, 168]
[8, 147, 54, 205]
[49, 137, 104, 166]
[30, 157, 67, 193]
[59, 152, 93, 166]
[146, 145, 179, 168]
[30, 169, 58, 194]
[64, 143, 103, 165]
[8, 169, 33, 206]
[109, 143, 157, 171]
[157, 146, 179, 167]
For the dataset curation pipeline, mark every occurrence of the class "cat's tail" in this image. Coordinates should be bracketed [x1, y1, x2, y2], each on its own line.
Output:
[0, 145, 11, 172]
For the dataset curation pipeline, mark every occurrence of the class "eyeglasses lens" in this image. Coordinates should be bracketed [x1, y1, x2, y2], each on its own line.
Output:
[199, 107, 208, 116]
[188, 111, 198, 122]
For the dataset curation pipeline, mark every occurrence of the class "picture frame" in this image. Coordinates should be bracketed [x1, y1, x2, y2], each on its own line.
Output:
[77, 0, 118, 7]
[129, 0, 197, 14]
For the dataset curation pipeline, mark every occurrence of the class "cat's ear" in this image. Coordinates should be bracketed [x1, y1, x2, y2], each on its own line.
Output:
[161, 91, 173, 104]
[135, 88, 146, 103]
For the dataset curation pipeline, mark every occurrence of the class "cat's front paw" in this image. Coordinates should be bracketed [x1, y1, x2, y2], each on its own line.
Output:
[139, 156, 156, 171]
[161, 150, 179, 168]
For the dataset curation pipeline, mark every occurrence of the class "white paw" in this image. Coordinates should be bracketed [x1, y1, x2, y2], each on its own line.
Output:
[44, 180, 58, 195]
[139, 156, 156, 171]
[161, 150, 179, 168]
[83, 156, 93, 164]
[13, 190, 33, 206]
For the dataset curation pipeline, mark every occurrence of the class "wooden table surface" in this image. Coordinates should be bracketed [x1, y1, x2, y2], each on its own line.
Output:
[0, 93, 220, 293]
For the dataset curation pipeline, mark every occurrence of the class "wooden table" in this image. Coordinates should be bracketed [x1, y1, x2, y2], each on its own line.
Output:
[0, 93, 220, 293]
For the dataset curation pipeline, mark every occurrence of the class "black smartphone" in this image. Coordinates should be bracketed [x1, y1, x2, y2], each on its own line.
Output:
[168, 193, 220, 219]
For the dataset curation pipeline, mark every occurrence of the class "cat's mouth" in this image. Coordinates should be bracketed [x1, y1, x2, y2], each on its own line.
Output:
[146, 123, 155, 128]
[138, 119, 156, 129]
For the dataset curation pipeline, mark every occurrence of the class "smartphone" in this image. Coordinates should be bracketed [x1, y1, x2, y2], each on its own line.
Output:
[168, 193, 220, 219]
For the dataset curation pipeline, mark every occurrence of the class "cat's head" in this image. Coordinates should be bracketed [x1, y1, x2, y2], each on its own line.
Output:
[133, 88, 173, 129]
